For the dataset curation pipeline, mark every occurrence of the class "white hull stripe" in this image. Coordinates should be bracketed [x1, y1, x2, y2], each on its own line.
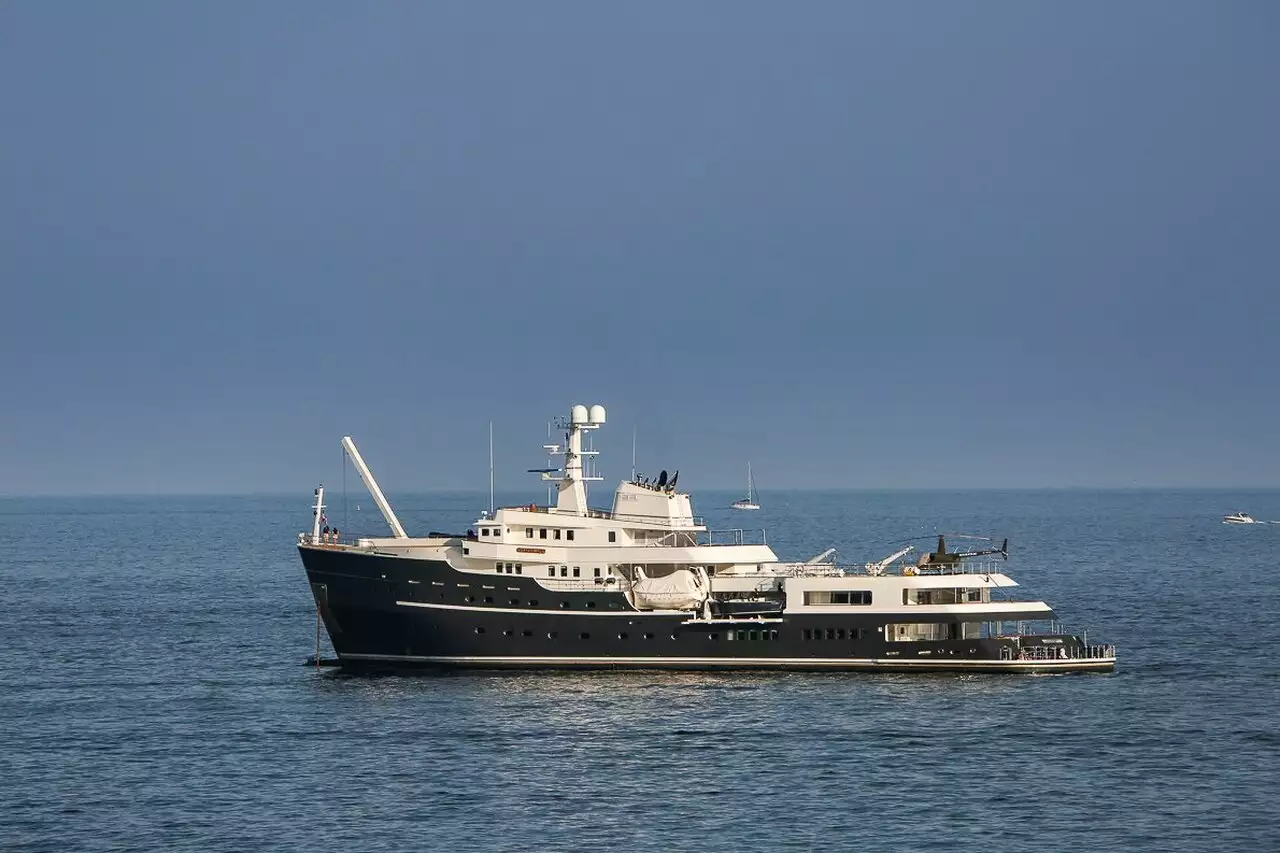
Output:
[340, 652, 1115, 669]
[392, 599, 1053, 619]
[395, 600, 675, 617]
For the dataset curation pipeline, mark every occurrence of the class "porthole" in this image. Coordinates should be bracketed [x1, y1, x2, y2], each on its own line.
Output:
[579, 632, 590, 640]
[560, 601, 570, 609]
[547, 632, 557, 639]
[643, 633, 654, 640]
[670, 633, 678, 640]
[585, 601, 596, 609]
[710, 633, 719, 641]
[509, 598, 520, 606]
[474, 627, 485, 634]
[465, 596, 474, 603]
[618, 632, 628, 640]
[503, 629, 513, 636]
[484, 596, 494, 604]
[529, 600, 539, 607]
[522, 630, 533, 637]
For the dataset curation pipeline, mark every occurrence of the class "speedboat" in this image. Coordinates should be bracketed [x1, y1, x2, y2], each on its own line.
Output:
[1223, 512, 1258, 524]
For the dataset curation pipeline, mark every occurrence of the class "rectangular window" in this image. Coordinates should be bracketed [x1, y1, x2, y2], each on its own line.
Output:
[566, 530, 575, 541]
[804, 590, 873, 606]
[803, 629, 812, 641]
[593, 568, 601, 578]
[495, 562, 502, 572]
[837, 628, 846, 640]
[526, 528, 533, 538]
[547, 568, 555, 577]
[572, 567, 581, 578]
[560, 566, 568, 577]
[608, 531, 617, 543]
[749, 631, 758, 641]
[825, 629, 835, 640]
[515, 564, 522, 575]
[770, 630, 779, 641]
[481, 528, 489, 536]
[539, 529, 547, 539]
[554, 529, 561, 540]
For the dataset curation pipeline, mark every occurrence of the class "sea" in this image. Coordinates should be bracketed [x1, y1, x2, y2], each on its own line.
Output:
[2, 489, 1278, 852]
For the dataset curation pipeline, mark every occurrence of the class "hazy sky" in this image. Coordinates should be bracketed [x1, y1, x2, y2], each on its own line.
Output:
[2, 2, 1278, 495]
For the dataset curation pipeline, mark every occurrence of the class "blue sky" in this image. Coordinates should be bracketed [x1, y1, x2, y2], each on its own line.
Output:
[2, 2, 1278, 495]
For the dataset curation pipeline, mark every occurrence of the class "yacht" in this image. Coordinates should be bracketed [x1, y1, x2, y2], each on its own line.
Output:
[297, 404, 1115, 674]
[730, 462, 760, 510]
[1223, 512, 1259, 524]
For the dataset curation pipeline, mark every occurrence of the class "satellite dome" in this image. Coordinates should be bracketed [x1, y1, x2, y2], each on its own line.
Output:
[588, 404, 606, 424]
[570, 404, 589, 425]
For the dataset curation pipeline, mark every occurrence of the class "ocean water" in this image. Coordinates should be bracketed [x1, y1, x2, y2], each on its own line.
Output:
[1, 489, 1278, 851]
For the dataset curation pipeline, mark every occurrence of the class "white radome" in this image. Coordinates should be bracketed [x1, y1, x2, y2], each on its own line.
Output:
[570, 404, 589, 424]
[588, 404, 606, 425]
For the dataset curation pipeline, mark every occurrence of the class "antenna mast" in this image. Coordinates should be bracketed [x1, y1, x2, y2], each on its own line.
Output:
[632, 424, 637, 481]
[488, 420, 494, 515]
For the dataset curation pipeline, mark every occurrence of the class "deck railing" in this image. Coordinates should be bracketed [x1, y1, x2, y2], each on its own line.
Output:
[1003, 644, 1117, 662]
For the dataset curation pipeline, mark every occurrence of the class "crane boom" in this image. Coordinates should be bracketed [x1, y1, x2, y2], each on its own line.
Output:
[341, 436, 408, 539]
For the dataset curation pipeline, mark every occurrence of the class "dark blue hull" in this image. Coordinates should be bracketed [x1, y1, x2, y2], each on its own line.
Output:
[300, 545, 1114, 673]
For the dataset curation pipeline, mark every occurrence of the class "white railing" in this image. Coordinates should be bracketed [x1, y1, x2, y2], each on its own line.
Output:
[1010, 644, 1116, 662]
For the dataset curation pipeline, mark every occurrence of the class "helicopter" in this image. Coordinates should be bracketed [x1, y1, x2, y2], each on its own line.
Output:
[915, 534, 1009, 567]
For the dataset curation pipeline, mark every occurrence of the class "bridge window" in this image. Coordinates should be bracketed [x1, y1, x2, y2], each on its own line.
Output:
[481, 528, 488, 536]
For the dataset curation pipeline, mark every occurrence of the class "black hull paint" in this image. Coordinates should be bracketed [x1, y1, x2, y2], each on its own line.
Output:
[300, 545, 1113, 674]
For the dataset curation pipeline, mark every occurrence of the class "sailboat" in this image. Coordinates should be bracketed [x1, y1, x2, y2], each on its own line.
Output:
[731, 462, 760, 510]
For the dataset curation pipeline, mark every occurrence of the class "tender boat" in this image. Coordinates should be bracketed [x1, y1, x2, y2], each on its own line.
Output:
[1223, 512, 1259, 524]
[297, 403, 1116, 674]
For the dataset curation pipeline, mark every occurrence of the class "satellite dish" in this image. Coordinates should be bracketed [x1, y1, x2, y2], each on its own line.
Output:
[657, 470, 668, 488]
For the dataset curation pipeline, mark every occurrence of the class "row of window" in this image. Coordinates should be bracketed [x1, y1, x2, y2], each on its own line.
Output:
[546, 565, 611, 579]
[804, 591, 874, 606]
[803, 627, 868, 640]
[495, 563, 524, 574]
[521, 527, 617, 543]
[458, 593, 622, 610]
[476, 628, 662, 640]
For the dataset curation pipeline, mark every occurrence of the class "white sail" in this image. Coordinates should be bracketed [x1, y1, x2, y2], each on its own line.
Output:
[731, 461, 760, 510]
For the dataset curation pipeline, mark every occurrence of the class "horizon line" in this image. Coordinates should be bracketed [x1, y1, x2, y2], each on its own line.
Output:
[3, 484, 1280, 500]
